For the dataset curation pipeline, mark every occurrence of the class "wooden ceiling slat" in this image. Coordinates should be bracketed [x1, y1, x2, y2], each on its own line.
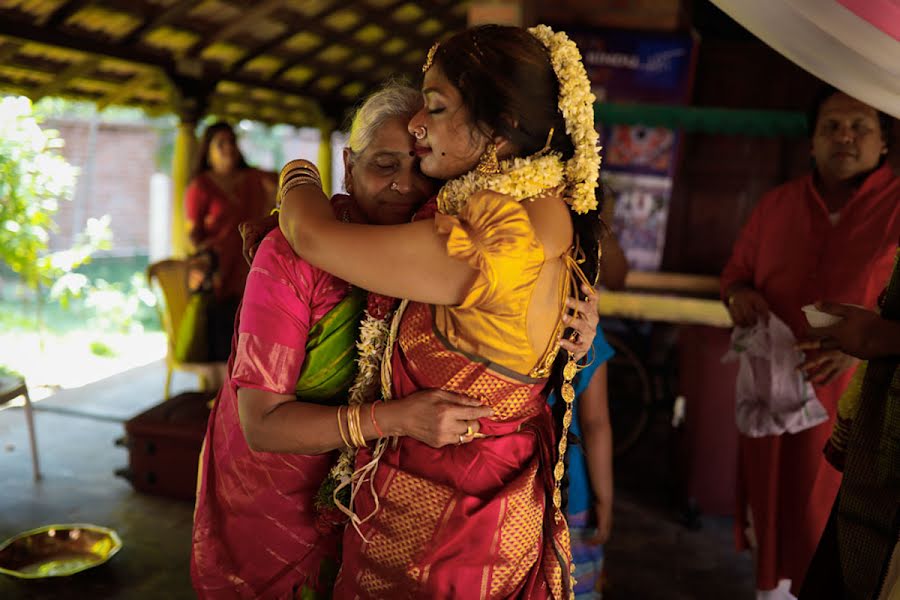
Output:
[363, 2, 460, 50]
[118, 0, 199, 47]
[267, 0, 407, 82]
[272, 0, 464, 94]
[0, 1, 468, 125]
[0, 41, 22, 65]
[95, 68, 157, 109]
[224, 1, 349, 76]
[32, 56, 100, 101]
[41, 0, 93, 28]
[0, 16, 326, 106]
[0, 18, 171, 69]
[186, 0, 284, 58]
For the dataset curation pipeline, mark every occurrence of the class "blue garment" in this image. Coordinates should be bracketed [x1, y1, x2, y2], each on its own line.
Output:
[547, 325, 614, 599]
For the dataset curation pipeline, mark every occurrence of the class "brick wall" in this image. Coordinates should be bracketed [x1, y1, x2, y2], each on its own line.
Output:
[48, 118, 160, 255]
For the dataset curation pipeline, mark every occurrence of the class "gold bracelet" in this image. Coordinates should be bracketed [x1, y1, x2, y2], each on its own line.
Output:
[345, 404, 355, 448]
[354, 404, 367, 447]
[280, 174, 320, 192]
[348, 404, 366, 448]
[336, 406, 351, 448]
[345, 404, 356, 448]
[279, 178, 321, 207]
[279, 160, 321, 187]
[281, 166, 322, 187]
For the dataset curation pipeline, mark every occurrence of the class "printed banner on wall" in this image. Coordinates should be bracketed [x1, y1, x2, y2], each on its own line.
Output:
[604, 172, 672, 271]
[567, 29, 697, 271]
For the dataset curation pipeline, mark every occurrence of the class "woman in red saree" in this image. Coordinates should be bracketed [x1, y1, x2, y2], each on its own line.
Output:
[184, 122, 276, 364]
[279, 25, 604, 599]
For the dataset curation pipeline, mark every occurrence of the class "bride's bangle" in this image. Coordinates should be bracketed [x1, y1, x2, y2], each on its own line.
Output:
[278, 160, 322, 205]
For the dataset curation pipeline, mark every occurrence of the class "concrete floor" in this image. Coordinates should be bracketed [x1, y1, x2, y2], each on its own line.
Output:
[0, 360, 753, 599]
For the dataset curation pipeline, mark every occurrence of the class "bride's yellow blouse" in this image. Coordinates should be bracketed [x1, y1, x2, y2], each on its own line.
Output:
[432, 189, 568, 379]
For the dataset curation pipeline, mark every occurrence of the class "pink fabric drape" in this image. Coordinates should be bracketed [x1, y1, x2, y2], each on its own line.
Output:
[191, 229, 348, 599]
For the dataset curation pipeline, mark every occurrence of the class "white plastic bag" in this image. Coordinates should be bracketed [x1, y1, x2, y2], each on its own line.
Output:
[722, 313, 828, 437]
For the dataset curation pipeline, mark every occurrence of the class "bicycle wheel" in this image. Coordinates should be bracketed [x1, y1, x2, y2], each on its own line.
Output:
[605, 332, 653, 456]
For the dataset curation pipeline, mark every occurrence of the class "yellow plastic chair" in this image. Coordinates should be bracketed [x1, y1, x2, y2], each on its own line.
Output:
[147, 259, 226, 399]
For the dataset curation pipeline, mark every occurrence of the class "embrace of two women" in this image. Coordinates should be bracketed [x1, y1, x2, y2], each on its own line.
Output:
[192, 23, 607, 600]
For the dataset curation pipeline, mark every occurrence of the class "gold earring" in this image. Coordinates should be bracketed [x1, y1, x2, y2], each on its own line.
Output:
[476, 143, 501, 175]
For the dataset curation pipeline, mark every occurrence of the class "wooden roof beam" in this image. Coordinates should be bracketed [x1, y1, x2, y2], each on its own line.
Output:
[95, 69, 159, 110]
[40, 0, 93, 28]
[0, 40, 22, 64]
[224, 2, 350, 75]
[365, 8, 461, 49]
[0, 17, 311, 96]
[117, 0, 199, 47]
[267, 0, 408, 82]
[0, 18, 333, 119]
[186, 0, 284, 58]
[32, 55, 101, 102]
[0, 18, 171, 69]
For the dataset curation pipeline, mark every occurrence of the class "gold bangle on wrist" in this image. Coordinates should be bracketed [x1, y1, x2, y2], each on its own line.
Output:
[347, 404, 366, 448]
[279, 159, 321, 187]
[278, 160, 323, 205]
[336, 406, 351, 448]
[279, 176, 322, 205]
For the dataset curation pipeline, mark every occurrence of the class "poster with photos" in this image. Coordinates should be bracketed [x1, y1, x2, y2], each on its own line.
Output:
[566, 28, 697, 270]
[604, 172, 672, 272]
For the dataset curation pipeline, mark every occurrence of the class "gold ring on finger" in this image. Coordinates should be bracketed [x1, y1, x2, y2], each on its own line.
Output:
[466, 425, 474, 438]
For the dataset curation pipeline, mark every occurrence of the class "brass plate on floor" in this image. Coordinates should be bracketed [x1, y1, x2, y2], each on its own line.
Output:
[0, 524, 122, 578]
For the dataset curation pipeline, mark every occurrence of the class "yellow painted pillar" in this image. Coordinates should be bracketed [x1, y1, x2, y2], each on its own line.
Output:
[171, 120, 196, 258]
[317, 126, 333, 197]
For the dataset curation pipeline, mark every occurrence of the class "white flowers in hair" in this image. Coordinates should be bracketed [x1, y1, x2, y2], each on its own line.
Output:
[436, 25, 601, 216]
[528, 24, 601, 214]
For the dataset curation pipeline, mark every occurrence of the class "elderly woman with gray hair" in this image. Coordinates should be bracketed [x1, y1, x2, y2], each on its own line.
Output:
[191, 82, 602, 599]
[191, 83, 456, 599]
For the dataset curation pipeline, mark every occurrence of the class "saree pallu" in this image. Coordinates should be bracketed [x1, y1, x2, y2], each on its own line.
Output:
[192, 289, 364, 599]
[334, 302, 573, 600]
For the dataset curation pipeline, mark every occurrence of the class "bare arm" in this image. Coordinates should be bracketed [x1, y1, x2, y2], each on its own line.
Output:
[578, 363, 614, 544]
[279, 181, 476, 305]
[237, 387, 494, 454]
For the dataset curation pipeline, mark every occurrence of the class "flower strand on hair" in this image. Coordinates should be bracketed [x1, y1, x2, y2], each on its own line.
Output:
[528, 25, 601, 215]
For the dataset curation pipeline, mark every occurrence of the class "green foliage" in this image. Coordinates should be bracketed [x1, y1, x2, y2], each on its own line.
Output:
[0, 96, 112, 292]
[89, 340, 117, 357]
[0, 365, 23, 379]
[79, 274, 158, 334]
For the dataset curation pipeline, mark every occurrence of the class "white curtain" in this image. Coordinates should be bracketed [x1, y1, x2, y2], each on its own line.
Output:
[709, 0, 900, 118]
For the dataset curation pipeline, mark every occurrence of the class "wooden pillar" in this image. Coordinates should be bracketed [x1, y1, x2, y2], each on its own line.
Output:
[171, 119, 196, 258]
[317, 126, 333, 197]
[167, 73, 209, 258]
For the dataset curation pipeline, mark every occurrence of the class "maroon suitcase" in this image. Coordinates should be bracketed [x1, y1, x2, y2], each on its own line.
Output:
[117, 391, 214, 501]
